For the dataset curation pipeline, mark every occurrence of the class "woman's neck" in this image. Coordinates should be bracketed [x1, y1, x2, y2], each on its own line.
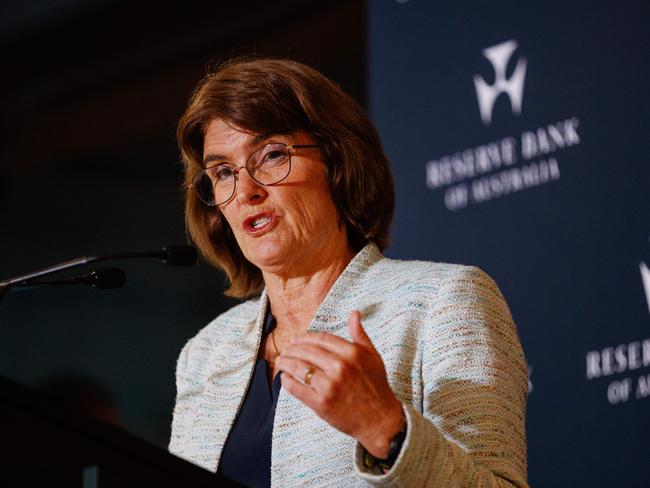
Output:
[262, 235, 355, 336]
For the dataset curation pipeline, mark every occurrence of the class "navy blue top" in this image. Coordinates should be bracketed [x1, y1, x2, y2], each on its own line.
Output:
[217, 311, 281, 488]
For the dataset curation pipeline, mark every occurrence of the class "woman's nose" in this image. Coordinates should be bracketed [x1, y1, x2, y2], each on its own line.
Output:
[235, 168, 268, 205]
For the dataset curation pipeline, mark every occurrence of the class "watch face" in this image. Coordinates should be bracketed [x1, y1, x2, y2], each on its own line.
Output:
[386, 428, 407, 465]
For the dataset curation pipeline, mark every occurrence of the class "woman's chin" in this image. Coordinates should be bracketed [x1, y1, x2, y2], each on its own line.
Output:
[245, 241, 290, 270]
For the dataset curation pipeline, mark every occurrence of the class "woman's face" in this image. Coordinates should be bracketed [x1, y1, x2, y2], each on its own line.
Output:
[202, 118, 348, 276]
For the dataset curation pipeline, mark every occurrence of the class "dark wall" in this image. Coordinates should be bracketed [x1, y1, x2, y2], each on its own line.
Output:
[0, 1, 366, 446]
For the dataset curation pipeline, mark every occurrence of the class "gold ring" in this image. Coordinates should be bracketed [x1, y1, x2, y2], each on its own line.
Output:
[304, 366, 315, 385]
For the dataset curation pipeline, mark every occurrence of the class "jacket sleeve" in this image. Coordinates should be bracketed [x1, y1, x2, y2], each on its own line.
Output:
[168, 339, 193, 457]
[353, 266, 529, 488]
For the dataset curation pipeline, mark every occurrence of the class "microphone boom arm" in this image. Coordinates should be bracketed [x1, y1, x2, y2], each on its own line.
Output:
[0, 245, 196, 299]
[0, 256, 98, 289]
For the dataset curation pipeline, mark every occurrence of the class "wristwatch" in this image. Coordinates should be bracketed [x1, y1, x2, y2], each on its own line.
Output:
[363, 426, 407, 471]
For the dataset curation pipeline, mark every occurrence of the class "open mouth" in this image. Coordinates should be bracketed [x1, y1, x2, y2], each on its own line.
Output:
[242, 211, 276, 234]
[251, 216, 272, 229]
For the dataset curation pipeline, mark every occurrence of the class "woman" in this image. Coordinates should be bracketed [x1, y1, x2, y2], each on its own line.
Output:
[169, 57, 529, 488]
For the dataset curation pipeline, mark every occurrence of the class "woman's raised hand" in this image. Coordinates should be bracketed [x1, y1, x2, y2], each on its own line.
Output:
[277, 310, 405, 458]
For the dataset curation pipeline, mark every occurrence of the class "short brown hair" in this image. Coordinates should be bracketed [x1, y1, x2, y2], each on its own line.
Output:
[178, 57, 394, 298]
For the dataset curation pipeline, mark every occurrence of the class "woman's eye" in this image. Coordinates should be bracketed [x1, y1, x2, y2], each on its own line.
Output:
[261, 148, 288, 165]
[266, 150, 284, 160]
[210, 166, 234, 181]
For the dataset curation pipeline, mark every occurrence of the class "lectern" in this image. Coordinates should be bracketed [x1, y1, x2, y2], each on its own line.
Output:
[0, 375, 241, 487]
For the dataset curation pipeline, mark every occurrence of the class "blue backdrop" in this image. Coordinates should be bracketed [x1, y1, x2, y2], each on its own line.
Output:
[369, 1, 649, 486]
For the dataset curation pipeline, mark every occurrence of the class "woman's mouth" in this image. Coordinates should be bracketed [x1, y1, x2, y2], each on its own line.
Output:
[242, 212, 277, 235]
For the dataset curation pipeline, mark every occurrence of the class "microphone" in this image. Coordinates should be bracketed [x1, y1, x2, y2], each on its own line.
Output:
[76, 268, 126, 289]
[12, 268, 126, 290]
[150, 245, 198, 267]
[0, 244, 196, 299]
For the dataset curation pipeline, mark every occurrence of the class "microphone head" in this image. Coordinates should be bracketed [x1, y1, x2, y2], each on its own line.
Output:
[89, 268, 126, 289]
[161, 245, 197, 266]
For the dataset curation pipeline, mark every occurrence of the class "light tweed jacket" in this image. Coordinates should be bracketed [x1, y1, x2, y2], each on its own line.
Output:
[169, 243, 529, 487]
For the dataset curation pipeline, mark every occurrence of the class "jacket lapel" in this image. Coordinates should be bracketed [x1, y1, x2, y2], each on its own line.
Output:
[191, 291, 268, 471]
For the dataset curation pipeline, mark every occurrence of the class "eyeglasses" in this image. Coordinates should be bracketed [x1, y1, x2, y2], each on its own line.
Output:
[190, 142, 319, 206]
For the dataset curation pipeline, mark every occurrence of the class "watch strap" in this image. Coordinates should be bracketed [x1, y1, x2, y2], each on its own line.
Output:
[362, 426, 407, 471]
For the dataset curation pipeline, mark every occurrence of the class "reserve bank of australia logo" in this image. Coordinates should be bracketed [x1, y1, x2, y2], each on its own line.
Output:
[473, 39, 527, 126]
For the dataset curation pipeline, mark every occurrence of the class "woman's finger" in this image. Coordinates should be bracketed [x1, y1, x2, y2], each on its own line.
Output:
[291, 331, 357, 357]
[279, 343, 344, 375]
[275, 356, 323, 389]
[348, 310, 373, 348]
[280, 369, 321, 406]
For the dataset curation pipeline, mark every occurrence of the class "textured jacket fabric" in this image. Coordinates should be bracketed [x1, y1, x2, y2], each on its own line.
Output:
[169, 243, 529, 487]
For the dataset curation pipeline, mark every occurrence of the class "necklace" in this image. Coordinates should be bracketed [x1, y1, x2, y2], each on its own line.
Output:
[270, 329, 281, 356]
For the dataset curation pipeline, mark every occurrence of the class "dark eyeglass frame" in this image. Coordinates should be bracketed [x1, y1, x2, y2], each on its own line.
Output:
[189, 142, 319, 207]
